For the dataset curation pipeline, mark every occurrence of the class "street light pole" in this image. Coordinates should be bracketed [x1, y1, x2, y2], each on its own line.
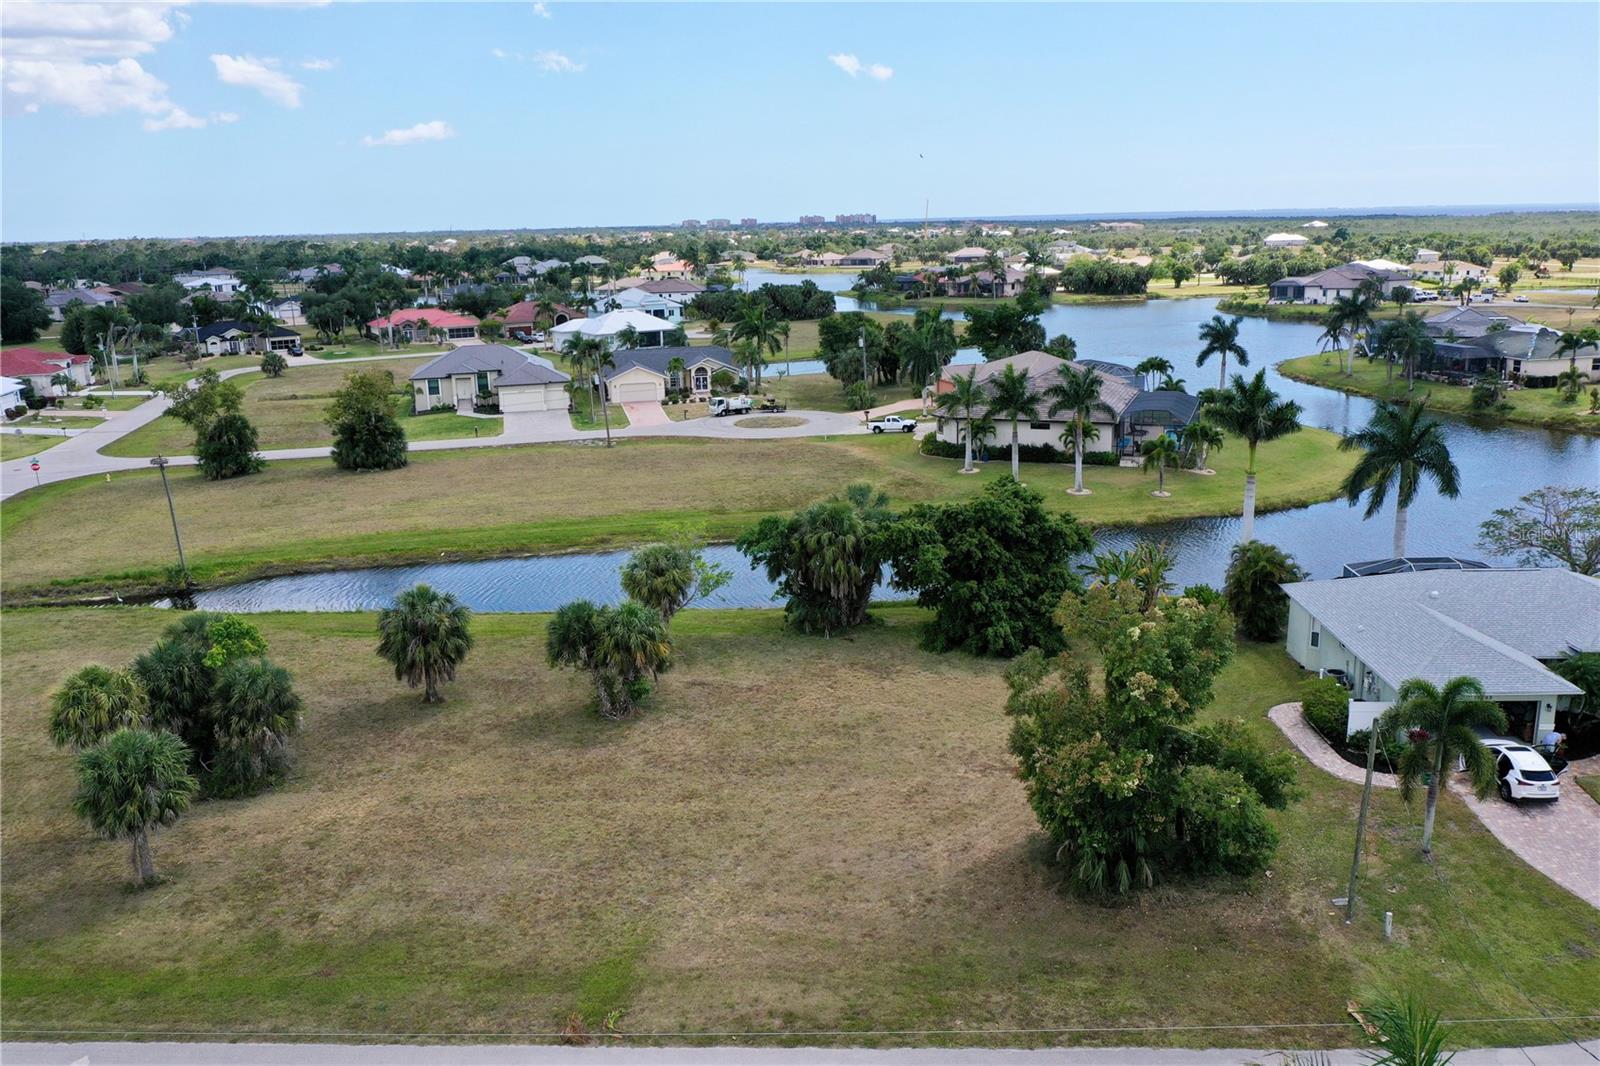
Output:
[150, 455, 191, 588]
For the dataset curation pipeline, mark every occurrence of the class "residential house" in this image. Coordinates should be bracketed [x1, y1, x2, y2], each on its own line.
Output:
[641, 258, 693, 279]
[1423, 307, 1595, 382]
[594, 276, 649, 295]
[946, 246, 991, 264]
[367, 308, 481, 344]
[1048, 240, 1102, 261]
[1351, 258, 1411, 274]
[550, 309, 672, 353]
[196, 320, 302, 357]
[1262, 233, 1309, 249]
[0, 375, 26, 413]
[575, 255, 609, 268]
[597, 285, 689, 323]
[409, 344, 570, 414]
[839, 248, 891, 267]
[1408, 259, 1490, 284]
[42, 287, 119, 321]
[804, 251, 845, 267]
[265, 297, 304, 325]
[1281, 568, 1597, 741]
[1414, 248, 1442, 263]
[1268, 263, 1409, 304]
[933, 351, 1198, 456]
[285, 264, 344, 285]
[501, 300, 580, 339]
[0, 348, 94, 396]
[602, 345, 743, 403]
[1306, 220, 1330, 229]
[173, 268, 244, 295]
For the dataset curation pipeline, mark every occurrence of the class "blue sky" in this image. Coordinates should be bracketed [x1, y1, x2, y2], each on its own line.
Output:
[2, 2, 1596, 241]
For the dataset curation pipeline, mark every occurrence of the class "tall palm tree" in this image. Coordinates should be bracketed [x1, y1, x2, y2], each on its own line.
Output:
[1196, 314, 1248, 390]
[1045, 362, 1115, 495]
[1378, 676, 1504, 856]
[666, 355, 687, 393]
[210, 657, 303, 793]
[1339, 400, 1461, 557]
[731, 299, 784, 389]
[1205, 370, 1304, 543]
[901, 307, 957, 392]
[614, 325, 641, 351]
[1141, 434, 1180, 496]
[1134, 355, 1174, 392]
[595, 344, 618, 445]
[1178, 419, 1224, 473]
[1389, 311, 1435, 392]
[376, 584, 475, 704]
[73, 727, 198, 886]
[563, 334, 606, 421]
[981, 251, 1006, 298]
[1555, 328, 1600, 398]
[1320, 291, 1378, 376]
[49, 666, 149, 751]
[987, 363, 1041, 480]
[934, 369, 985, 473]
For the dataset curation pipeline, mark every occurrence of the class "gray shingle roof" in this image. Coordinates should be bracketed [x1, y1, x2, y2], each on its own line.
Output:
[409, 344, 569, 384]
[1282, 569, 1598, 696]
[603, 345, 740, 382]
[197, 320, 298, 341]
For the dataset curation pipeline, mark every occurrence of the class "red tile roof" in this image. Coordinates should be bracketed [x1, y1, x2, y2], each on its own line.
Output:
[367, 308, 480, 330]
[501, 300, 579, 326]
[0, 348, 92, 377]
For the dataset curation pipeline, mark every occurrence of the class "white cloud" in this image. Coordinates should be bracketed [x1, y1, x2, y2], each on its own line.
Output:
[211, 54, 303, 107]
[532, 49, 582, 73]
[143, 105, 206, 131]
[362, 120, 455, 148]
[491, 47, 511, 60]
[0, 2, 179, 60]
[299, 57, 337, 71]
[532, 2, 551, 17]
[829, 52, 893, 81]
[6, 55, 173, 117]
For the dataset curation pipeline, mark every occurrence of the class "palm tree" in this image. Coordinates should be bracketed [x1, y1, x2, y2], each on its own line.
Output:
[73, 727, 198, 886]
[1141, 434, 1180, 496]
[1339, 400, 1461, 558]
[546, 599, 671, 720]
[535, 296, 558, 331]
[934, 369, 985, 473]
[1134, 355, 1174, 392]
[1362, 992, 1455, 1066]
[731, 299, 784, 389]
[1555, 328, 1599, 401]
[1206, 370, 1304, 543]
[614, 325, 641, 351]
[666, 355, 687, 393]
[1556, 365, 1586, 402]
[1320, 291, 1378, 376]
[376, 584, 475, 703]
[1178, 419, 1224, 473]
[901, 307, 957, 392]
[210, 657, 303, 793]
[987, 363, 1041, 480]
[49, 666, 149, 750]
[1196, 314, 1248, 390]
[1045, 362, 1115, 495]
[981, 251, 1006, 297]
[1378, 676, 1505, 856]
[563, 334, 606, 421]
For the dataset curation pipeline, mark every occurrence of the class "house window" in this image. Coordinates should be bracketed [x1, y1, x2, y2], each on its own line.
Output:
[693, 368, 709, 391]
[1591, 358, 1600, 371]
[1029, 421, 1051, 431]
[1133, 410, 1175, 425]
[1310, 627, 1320, 648]
[427, 379, 440, 397]
[476, 372, 491, 395]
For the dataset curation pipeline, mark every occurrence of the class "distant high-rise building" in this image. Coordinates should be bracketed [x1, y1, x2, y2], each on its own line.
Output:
[798, 214, 825, 225]
[739, 218, 758, 227]
[706, 218, 731, 228]
[834, 213, 877, 225]
[681, 219, 702, 229]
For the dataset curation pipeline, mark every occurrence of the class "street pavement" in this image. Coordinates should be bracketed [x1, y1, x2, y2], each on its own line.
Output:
[3, 1040, 1598, 1065]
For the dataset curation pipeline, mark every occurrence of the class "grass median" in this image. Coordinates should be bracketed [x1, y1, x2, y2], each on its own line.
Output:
[1, 608, 1595, 1046]
[3, 428, 1356, 600]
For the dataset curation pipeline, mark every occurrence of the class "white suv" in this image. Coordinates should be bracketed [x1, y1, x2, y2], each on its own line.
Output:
[1482, 739, 1560, 803]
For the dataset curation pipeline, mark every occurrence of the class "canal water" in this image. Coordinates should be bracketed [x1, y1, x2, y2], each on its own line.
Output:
[187, 279, 1597, 611]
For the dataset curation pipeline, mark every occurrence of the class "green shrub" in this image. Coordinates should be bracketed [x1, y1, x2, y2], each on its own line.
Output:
[1300, 677, 1349, 745]
[918, 434, 1117, 466]
[1223, 540, 1306, 641]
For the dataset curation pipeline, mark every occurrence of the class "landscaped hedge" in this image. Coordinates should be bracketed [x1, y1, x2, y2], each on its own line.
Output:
[1300, 676, 1350, 746]
[918, 433, 1118, 466]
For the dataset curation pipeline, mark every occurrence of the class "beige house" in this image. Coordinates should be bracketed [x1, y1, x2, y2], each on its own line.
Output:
[603, 346, 742, 403]
[409, 344, 569, 414]
[1409, 260, 1489, 283]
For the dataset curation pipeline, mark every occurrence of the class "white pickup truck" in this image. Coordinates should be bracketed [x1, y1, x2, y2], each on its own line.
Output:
[709, 395, 753, 417]
[867, 415, 918, 434]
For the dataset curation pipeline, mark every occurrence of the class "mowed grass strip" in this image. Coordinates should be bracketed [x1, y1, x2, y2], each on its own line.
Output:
[1278, 353, 1600, 434]
[2, 430, 1357, 597]
[100, 357, 502, 457]
[1, 608, 1595, 1045]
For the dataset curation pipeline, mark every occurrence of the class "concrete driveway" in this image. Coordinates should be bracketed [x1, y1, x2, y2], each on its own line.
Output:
[620, 400, 671, 427]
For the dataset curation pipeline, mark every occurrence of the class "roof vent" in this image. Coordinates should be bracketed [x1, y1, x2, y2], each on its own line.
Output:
[1429, 590, 1440, 599]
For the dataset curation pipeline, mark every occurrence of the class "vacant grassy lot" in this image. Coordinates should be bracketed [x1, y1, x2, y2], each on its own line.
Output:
[2, 609, 1595, 1046]
[60, 394, 150, 412]
[1278, 353, 1599, 435]
[2, 428, 1356, 599]
[0, 434, 66, 461]
[101, 358, 503, 457]
[767, 372, 866, 412]
[145, 354, 261, 389]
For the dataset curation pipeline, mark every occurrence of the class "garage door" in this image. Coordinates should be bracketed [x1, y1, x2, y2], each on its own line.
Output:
[499, 385, 556, 412]
[612, 380, 661, 403]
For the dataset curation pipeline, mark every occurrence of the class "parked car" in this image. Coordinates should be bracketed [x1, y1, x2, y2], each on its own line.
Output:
[1481, 739, 1561, 802]
[867, 414, 918, 433]
[709, 395, 752, 417]
[1513, 294, 1530, 303]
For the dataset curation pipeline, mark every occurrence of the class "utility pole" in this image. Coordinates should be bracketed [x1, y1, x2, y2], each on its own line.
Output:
[150, 456, 191, 589]
[859, 326, 869, 422]
[1344, 724, 1379, 924]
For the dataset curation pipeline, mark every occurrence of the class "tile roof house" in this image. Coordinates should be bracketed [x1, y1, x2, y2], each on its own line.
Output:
[0, 348, 94, 396]
[408, 343, 569, 414]
[1268, 263, 1409, 304]
[550, 309, 673, 352]
[597, 285, 691, 323]
[366, 308, 480, 344]
[501, 300, 581, 337]
[946, 246, 992, 264]
[933, 351, 1197, 457]
[196, 320, 302, 356]
[1282, 568, 1597, 740]
[601, 346, 742, 403]
[173, 268, 243, 294]
[1262, 233, 1309, 248]
[839, 248, 891, 267]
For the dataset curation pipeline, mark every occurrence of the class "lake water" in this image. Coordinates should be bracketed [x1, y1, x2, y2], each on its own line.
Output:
[187, 279, 1597, 610]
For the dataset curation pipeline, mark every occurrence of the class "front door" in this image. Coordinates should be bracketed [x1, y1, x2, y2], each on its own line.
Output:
[693, 367, 709, 393]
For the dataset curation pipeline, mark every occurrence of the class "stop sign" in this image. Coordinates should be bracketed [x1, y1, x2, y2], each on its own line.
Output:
[30, 460, 40, 472]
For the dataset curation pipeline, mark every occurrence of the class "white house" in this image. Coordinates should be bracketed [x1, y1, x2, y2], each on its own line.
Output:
[1282, 568, 1596, 741]
[1268, 264, 1409, 304]
[409, 344, 570, 414]
[173, 268, 244, 295]
[1408, 259, 1490, 284]
[1, 375, 28, 413]
[0, 349, 94, 397]
[551, 309, 673, 352]
[597, 286, 687, 323]
[196, 320, 302, 356]
[1414, 248, 1442, 263]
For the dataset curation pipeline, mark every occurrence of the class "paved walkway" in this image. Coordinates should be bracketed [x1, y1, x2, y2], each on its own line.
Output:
[1269, 703, 1600, 909]
[5, 1041, 1599, 1065]
[620, 400, 671, 427]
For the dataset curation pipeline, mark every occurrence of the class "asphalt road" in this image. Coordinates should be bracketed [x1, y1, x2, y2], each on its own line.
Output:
[3, 1042, 1598, 1066]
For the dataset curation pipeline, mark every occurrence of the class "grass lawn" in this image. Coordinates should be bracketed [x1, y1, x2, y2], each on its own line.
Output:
[663, 401, 709, 422]
[101, 358, 502, 457]
[766, 372, 871, 413]
[3, 428, 1355, 600]
[1, 609, 1595, 1047]
[0, 434, 67, 460]
[63, 394, 151, 412]
[145, 354, 261, 389]
[1579, 777, 1600, 806]
[570, 402, 630, 432]
[12, 412, 106, 429]
[1278, 352, 1599, 434]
